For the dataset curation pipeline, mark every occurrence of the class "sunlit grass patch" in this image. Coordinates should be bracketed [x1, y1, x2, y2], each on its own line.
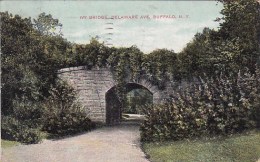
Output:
[143, 130, 260, 162]
[1, 139, 20, 148]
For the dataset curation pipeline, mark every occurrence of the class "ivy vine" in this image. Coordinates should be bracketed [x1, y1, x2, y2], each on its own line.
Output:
[66, 39, 179, 106]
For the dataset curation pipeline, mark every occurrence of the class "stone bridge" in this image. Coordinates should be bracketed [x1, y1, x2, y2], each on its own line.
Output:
[58, 66, 180, 124]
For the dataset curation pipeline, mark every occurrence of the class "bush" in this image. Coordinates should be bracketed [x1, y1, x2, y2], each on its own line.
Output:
[43, 112, 95, 135]
[42, 80, 95, 136]
[1, 116, 44, 144]
[1, 65, 45, 144]
[1, 92, 44, 144]
[12, 95, 43, 127]
[1, 80, 95, 143]
[140, 69, 260, 142]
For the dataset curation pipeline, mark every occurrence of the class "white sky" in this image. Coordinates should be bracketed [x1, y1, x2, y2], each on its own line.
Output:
[1, 1, 223, 53]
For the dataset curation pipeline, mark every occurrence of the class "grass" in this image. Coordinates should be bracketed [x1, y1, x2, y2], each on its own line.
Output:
[1, 139, 20, 148]
[143, 130, 260, 162]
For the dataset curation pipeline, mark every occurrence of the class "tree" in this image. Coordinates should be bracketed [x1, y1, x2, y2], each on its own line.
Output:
[216, 0, 260, 72]
[33, 12, 62, 36]
[1, 12, 37, 114]
[125, 88, 152, 114]
[178, 28, 217, 77]
[143, 49, 179, 87]
[1, 12, 70, 114]
[178, 0, 260, 76]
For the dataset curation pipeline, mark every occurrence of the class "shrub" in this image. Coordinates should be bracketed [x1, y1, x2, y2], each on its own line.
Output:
[12, 95, 43, 127]
[43, 112, 95, 135]
[42, 80, 95, 136]
[1, 116, 44, 144]
[1, 80, 95, 143]
[140, 69, 260, 142]
[1, 92, 44, 144]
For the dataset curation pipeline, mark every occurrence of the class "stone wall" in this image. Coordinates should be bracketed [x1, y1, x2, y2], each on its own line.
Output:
[58, 66, 164, 123]
[58, 66, 115, 123]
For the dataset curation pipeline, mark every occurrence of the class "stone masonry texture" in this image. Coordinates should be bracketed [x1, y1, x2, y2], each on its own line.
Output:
[58, 66, 182, 124]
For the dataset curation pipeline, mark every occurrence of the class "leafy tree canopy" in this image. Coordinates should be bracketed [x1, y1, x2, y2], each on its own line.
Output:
[33, 12, 63, 36]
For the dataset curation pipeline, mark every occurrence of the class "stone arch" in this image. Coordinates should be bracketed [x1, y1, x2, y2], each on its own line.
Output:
[58, 66, 166, 124]
[105, 82, 154, 125]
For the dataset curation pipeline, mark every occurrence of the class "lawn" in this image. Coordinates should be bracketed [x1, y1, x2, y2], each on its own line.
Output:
[143, 130, 260, 162]
[1, 139, 20, 148]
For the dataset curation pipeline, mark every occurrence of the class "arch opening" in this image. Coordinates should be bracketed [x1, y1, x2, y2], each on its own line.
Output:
[105, 83, 153, 125]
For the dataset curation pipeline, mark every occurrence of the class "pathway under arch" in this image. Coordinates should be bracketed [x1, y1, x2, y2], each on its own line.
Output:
[105, 83, 153, 125]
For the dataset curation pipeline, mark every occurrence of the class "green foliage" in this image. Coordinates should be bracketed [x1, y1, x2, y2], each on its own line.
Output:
[1, 79, 95, 142]
[125, 89, 153, 114]
[143, 49, 179, 87]
[1, 12, 71, 114]
[69, 43, 179, 105]
[42, 80, 95, 135]
[12, 96, 43, 128]
[42, 80, 79, 114]
[1, 12, 36, 115]
[218, 0, 260, 50]
[33, 12, 63, 36]
[1, 12, 94, 143]
[71, 39, 111, 68]
[2, 0, 259, 144]
[179, 0, 260, 76]
[43, 112, 94, 136]
[179, 28, 217, 77]
[140, 70, 260, 142]
[1, 116, 44, 144]
[1, 65, 44, 144]
[2, 65, 41, 116]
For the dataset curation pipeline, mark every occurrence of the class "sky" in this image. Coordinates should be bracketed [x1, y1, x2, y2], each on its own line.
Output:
[1, 1, 223, 53]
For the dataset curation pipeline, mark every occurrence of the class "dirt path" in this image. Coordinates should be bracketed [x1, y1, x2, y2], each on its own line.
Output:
[1, 115, 149, 162]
